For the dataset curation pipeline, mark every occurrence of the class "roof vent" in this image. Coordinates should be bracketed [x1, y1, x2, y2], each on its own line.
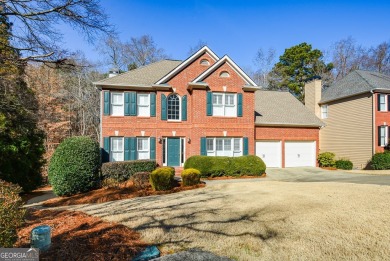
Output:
[108, 68, 120, 78]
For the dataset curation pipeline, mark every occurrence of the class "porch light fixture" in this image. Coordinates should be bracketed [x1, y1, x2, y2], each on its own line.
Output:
[158, 137, 162, 143]
[187, 137, 191, 143]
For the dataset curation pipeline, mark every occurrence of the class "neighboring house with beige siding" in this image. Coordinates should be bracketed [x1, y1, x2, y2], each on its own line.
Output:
[305, 70, 390, 169]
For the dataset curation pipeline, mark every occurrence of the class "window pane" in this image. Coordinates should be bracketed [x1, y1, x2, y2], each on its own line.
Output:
[234, 139, 241, 151]
[224, 139, 231, 151]
[225, 94, 235, 105]
[138, 151, 149, 160]
[206, 139, 214, 151]
[380, 95, 386, 111]
[138, 94, 149, 105]
[216, 139, 223, 151]
[111, 152, 123, 162]
[168, 94, 180, 120]
[213, 94, 222, 105]
[111, 138, 123, 151]
[213, 106, 224, 116]
[225, 106, 236, 117]
[380, 126, 386, 146]
[137, 138, 149, 151]
[138, 106, 149, 117]
[111, 93, 123, 105]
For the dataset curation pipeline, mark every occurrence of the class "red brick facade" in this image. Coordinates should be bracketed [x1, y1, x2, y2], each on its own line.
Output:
[255, 126, 320, 167]
[374, 92, 390, 153]
[101, 50, 319, 168]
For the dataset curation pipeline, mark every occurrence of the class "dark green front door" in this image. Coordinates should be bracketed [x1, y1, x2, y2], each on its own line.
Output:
[167, 138, 180, 166]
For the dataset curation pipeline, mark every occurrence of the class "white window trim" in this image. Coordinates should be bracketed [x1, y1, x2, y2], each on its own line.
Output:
[167, 94, 181, 122]
[110, 137, 124, 162]
[379, 126, 388, 147]
[137, 93, 150, 117]
[111, 92, 124, 116]
[321, 105, 328, 119]
[212, 92, 237, 117]
[379, 94, 387, 112]
[206, 137, 242, 157]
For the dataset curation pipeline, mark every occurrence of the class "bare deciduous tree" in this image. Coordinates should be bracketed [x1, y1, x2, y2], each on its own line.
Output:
[331, 37, 366, 79]
[252, 48, 276, 88]
[364, 42, 390, 74]
[2, 0, 112, 64]
[122, 35, 168, 68]
[96, 35, 127, 72]
[187, 40, 207, 56]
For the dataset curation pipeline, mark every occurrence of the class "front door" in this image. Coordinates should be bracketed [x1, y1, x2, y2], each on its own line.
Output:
[167, 138, 181, 166]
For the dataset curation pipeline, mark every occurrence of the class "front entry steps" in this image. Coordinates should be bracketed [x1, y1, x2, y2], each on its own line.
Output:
[174, 167, 183, 176]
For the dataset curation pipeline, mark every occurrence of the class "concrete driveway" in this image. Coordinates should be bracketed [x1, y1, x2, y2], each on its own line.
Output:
[205, 167, 390, 186]
[266, 167, 390, 185]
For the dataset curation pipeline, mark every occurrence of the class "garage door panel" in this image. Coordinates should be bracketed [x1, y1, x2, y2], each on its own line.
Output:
[285, 141, 316, 167]
[256, 141, 282, 168]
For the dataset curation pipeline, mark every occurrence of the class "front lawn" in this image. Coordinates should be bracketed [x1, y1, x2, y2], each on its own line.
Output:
[69, 181, 390, 260]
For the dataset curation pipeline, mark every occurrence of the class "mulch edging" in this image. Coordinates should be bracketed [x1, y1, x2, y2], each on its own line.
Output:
[202, 173, 266, 180]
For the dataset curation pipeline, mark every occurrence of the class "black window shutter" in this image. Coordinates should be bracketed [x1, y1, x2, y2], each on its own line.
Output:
[378, 94, 381, 111]
[378, 126, 382, 146]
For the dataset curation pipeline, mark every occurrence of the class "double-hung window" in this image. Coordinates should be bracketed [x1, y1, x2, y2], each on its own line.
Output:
[137, 137, 150, 159]
[206, 137, 242, 157]
[137, 94, 150, 116]
[321, 105, 328, 119]
[378, 94, 386, 111]
[213, 93, 237, 117]
[379, 126, 388, 147]
[111, 92, 124, 116]
[111, 137, 124, 161]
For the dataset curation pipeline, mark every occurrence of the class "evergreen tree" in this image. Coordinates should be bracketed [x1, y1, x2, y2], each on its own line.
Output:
[269, 43, 333, 101]
[0, 14, 45, 192]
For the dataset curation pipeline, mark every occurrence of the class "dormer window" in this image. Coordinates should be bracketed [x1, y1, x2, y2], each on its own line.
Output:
[219, 71, 230, 78]
[200, 59, 210, 66]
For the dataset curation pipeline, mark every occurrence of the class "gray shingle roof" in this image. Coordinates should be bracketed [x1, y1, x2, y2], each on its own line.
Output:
[95, 60, 182, 86]
[320, 70, 390, 103]
[255, 91, 324, 127]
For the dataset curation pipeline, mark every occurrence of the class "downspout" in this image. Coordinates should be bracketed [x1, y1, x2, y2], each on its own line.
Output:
[371, 90, 375, 157]
[95, 85, 103, 147]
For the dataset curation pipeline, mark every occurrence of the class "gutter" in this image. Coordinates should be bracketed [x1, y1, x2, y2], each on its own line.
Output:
[255, 123, 325, 128]
[320, 88, 390, 104]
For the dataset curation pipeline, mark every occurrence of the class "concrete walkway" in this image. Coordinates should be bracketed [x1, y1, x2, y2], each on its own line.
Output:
[205, 167, 390, 186]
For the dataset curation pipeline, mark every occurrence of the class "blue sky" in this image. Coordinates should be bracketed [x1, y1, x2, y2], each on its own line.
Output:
[61, 0, 390, 71]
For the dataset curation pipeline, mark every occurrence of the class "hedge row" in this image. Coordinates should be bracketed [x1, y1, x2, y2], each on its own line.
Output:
[184, 155, 266, 177]
[101, 160, 157, 182]
[370, 152, 390, 170]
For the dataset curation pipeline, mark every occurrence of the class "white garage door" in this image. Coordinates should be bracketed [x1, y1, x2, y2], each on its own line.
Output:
[285, 141, 316, 167]
[256, 141, 282, 168]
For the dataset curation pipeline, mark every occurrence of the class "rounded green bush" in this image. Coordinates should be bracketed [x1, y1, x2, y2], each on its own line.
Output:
[184, 155, 266, 177]
[150, 167, 175, 191]
[48, 136, 101, 196]
[181, 168, 201, 186]
[370, 152, 390, 170]
[318, 152, 336, 167]
[335, 159, 353, 170]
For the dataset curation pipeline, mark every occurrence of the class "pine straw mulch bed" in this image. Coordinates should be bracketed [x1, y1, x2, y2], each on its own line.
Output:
[202, 173, 267, 180]
[15, 208, 146, 261]
[42, 181, 205, 207]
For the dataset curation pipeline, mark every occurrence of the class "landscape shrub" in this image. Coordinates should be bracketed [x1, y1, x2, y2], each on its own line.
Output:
[132, 172, 151, 190]
[181, 168, 201, 186]
[184, 155, 266, 178]
[101, 160, 156, 182]
[335, 159, 353, 170]
[101, 178, 120, 188]
[370, 152, 390, 170]
[318, 152, 336, 167]
[48, 136, 100, 196]
[150, 167, 175, 191]
[0, 180, 26, 247]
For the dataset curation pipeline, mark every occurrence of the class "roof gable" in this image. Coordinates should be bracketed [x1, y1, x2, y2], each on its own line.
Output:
[191, 55, 257, 86]
[155, 46, 219, 84]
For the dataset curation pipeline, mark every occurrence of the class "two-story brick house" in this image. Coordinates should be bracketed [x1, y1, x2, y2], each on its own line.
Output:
[305, 70, 390, 169]
[95, 46, 324, 169]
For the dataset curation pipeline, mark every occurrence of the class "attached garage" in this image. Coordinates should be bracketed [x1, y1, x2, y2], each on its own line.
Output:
[254, 91, 324, 168]
[285, 141, 316, 167]
[255, 141, 282, 168]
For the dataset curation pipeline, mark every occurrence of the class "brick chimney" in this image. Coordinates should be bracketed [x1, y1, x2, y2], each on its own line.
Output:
[304, 79, 322, 118]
